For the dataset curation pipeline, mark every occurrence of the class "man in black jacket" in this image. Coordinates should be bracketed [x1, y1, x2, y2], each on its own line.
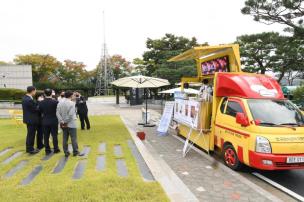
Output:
[22, 86, 40, 154]
[39, 89, 60, 155]
[75, 93, 90, 130]
[36, 92, 45, 151]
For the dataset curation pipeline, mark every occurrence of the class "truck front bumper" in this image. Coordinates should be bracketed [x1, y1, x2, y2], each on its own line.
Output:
[249, 151, 304, 170]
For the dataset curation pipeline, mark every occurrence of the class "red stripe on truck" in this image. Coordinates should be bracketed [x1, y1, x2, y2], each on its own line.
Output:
[237, 146, 244, 163]
[215, 124, 250, 138]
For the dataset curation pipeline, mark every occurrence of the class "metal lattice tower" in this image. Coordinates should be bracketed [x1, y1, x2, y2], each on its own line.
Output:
[94, 11, 114, 96]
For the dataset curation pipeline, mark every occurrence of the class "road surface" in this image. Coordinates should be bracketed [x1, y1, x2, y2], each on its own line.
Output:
[256, 169, 304, 198]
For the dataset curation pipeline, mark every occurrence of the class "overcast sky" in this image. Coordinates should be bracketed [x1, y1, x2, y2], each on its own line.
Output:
[0, 0, 285, 70]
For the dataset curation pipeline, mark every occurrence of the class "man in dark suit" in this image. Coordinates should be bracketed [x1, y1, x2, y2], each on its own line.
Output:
[75, 93, 90, 130]
[38, 89, 60, 155]
[36, 92, 45, 151]
[22, 86, 40, 154]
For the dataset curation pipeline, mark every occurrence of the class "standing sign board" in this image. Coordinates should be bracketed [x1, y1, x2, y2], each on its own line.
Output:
[173, 99, 200, 129]
[157, 101, 174, 136]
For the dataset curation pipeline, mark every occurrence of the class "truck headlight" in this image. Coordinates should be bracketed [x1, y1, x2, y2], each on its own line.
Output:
[256, 136, 272, 154]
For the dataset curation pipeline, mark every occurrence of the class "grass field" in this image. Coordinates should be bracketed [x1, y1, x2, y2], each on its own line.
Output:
[0, 116, 168, 202]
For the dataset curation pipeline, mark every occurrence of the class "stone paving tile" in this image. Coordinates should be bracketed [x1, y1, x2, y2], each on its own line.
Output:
[116, 159, 128, 177]
[41, 153, 54, 161]
[4, 160, 28, 178]
[0, 147, 12, 156]
[2, 151, 22, 165]
[73, 160, 87, 179]
[53, 156, 69, 174]
[96, 155, 105, 171]
[114, 145, 123, 157]
[142, 127, 272, 202]
[127, 139, 155, 181]
[98, 142, 106, 153]
[81, 146, 91, 157]
[21, 165, 43, 185]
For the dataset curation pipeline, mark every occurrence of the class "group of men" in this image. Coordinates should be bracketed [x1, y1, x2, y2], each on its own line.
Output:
[22, 86, 91, 157]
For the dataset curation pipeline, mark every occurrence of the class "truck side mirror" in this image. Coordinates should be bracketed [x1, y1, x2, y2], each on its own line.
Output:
[236, 112, 249, 127]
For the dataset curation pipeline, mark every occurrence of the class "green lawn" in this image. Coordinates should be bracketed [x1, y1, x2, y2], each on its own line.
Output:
[0, 116, 168, 202]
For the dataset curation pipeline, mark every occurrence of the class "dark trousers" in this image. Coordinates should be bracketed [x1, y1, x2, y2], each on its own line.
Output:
[62, 128, 79, 155]
[79, 113, 90, 129]
[26, 124, 44, 152]
[36, 124, 44, 149]
[43, 124, 59, 152]
[26, 124, 37, 152]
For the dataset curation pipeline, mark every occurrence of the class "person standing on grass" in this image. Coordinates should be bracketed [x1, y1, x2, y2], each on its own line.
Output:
[75, 92, 91, 130]
[56, 91, 83, 157]
[39, 89, 60, 155]
[22, 86, 40, 154]
[58, 91, 65, 103]
[35, 92, 45, 151]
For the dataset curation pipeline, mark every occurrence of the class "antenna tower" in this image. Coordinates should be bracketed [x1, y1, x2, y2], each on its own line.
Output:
[94, 11, 114, 96]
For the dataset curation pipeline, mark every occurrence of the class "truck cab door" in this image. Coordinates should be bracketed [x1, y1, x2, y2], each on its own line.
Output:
[215, 98, 250, 151]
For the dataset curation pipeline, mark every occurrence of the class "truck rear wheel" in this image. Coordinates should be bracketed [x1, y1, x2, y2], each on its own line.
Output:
[223, 144, 242, 170]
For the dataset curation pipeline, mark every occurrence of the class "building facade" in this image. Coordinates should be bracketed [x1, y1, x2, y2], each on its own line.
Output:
[0, 65, 32, 90]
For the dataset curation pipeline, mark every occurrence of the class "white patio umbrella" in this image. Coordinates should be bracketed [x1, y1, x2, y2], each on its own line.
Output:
[111, 75, 170, 126]
[175, 82, 202, 87]
[159, 87, 199, 95]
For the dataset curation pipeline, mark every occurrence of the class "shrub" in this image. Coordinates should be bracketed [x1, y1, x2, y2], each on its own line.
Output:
[0, 88, 26, 101]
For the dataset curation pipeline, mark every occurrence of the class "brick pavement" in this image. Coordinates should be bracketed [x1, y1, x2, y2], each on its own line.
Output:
[141, 128, 273, 202]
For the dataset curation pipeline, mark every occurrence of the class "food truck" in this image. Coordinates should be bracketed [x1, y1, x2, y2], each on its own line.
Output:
[169, 44, 304, 170]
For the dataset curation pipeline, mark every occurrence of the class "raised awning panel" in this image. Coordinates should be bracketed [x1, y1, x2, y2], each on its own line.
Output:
[216, 73, 284, 99]
[168, 44, 242, 75]
[168, 44, 238, 62]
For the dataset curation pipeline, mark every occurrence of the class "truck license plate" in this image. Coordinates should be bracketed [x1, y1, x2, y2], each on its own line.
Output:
[286, 157, 304, 164]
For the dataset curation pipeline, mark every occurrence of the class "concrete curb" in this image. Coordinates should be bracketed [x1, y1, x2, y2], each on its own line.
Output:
[121, 116, 198, 202]
[171, 133, 283, 202]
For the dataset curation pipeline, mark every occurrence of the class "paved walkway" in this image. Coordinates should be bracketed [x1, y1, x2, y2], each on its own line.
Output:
[87, 99, 282, 202]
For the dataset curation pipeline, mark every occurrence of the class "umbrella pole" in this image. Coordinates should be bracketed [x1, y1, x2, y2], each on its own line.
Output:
[145, 88, 148, 124]
[143, 88, 155, 127]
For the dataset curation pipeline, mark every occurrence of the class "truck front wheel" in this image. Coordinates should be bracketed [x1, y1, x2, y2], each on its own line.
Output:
[223, 144, 242, 170]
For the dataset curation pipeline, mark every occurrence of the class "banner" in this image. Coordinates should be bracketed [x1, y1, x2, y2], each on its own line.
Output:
[201, 56, 229, 75]
[173, 99, 200, 129]
[157, 101, 175, 136]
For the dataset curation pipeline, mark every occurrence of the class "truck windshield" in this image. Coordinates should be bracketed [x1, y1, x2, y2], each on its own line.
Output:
[247, 99, 304, 126]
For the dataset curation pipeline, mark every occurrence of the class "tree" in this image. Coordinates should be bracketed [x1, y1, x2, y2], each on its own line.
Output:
[237, 32, 304, 82]
[241, 0, 304, 37]
[13, 54, 95, 92]
[132, 58, 147, 75]
[52, 59, 93, 90]
[62, 59, 87, 83]
[274, 36, 304, 82]
[14, 54, 62, 83]
[109, 55, 131, 79]
[142, 33, 205, 85]
[283, 70, 303, 85]
[236, 32, 282, 74]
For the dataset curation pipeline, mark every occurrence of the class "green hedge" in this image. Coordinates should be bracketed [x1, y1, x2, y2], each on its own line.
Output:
[0, 88, 26, 101]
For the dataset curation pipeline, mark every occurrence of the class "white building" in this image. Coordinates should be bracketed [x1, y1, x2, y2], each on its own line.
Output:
[0, 65, 32, 90]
